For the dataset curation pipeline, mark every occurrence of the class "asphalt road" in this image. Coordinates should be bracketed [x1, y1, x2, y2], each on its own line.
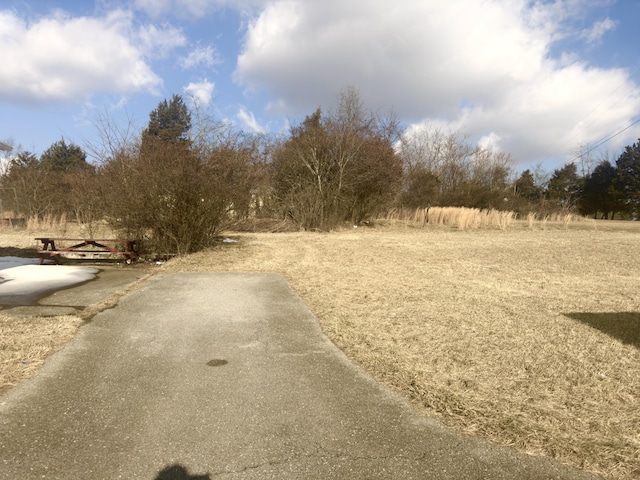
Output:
[0, 273, 601, 479]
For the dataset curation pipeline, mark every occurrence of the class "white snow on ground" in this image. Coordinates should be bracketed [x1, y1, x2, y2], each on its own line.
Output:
[0, 257, 98, 297]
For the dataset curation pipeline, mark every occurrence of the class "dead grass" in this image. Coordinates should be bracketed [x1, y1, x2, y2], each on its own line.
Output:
[0, 314, 83, 395]
[164, 225, 640, 480]
[0, 217, 116, 250]
[386, 207, 602, 232]
[387, 206, 516, 230]
[1, 216, 639, 478]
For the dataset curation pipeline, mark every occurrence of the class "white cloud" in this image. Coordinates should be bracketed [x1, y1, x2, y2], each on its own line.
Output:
[235, 0, 640, 165]
[237, 106, 265, 134]
[180, 45, 221, 69]
[580, 17, 617, 45]
[0, 9, 185, 105]
[136, 22, 186, 58]
[478, 132, 503, 153]
[236, 0, 551, 116]
[183, 80, 215, 106]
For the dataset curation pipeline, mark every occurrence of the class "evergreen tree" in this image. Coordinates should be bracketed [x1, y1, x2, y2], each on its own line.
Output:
[39, 139, 95, 217]
[141, 94, 192, 147]
[615, 139, 640, 218]
[580, 161, 620, 219]
[40, 139, 91, 173]
[546, 163, 581, 209]
[515, 169, 543, 201]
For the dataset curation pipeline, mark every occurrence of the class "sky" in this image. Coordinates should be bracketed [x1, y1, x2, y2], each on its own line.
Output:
[1, 0, 640, 173]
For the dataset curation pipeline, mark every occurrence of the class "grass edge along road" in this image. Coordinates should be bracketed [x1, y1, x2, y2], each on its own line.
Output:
[2, 221, 640, 479]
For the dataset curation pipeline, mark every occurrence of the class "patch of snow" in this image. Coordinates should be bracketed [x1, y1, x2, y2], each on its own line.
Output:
[0, 259, 98, 297]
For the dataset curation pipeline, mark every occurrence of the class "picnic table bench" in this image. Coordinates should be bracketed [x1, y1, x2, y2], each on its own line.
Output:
[35, 238, 138, 264]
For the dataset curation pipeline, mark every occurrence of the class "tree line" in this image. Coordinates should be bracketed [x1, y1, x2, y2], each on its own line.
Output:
[2, 88, 640, 254]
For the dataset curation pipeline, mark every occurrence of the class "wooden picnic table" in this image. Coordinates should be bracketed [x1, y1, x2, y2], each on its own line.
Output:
[35, 237, 138, 264]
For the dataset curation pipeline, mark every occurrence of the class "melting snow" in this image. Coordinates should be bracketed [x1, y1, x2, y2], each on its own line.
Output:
[0, 257, 98, 298]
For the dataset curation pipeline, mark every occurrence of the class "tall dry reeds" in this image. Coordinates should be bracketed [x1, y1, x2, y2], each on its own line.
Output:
[387, 208, 596, 231]
[520, 211, 593, 230]
[25, 214, 70, 235]
[386, 207, 516, 230]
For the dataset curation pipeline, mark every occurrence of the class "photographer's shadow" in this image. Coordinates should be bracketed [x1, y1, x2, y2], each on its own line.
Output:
[154, 464, 211, 480]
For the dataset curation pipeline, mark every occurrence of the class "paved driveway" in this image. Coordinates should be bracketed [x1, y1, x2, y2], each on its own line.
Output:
[0, 273, 600, 479]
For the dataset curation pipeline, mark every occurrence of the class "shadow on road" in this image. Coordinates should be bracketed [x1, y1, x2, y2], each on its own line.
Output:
[155, 464, 211, 480]
[564, 311, 640, 349]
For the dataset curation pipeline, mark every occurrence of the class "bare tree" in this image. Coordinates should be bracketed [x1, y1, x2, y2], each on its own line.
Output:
[271, 88, 402, 229]
[399, 124, 513, 208]
[574, 142, 598, 178]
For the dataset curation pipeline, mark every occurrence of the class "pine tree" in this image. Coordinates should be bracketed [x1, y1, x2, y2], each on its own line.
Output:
[615, 139, 640, 218]
[141, 94, 192, 147]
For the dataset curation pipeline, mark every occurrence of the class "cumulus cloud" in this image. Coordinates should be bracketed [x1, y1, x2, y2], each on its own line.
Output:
[235, 0, 640, 165]
[183, 79, 215, 106]
[0, 9, 183, 104]
[180, 45, 221, 69]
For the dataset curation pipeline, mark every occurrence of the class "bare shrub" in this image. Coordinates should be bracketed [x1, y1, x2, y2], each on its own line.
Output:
[398, 125, 513, 209]
[101, 139, 246, 254]
[97, 96, 263, 255]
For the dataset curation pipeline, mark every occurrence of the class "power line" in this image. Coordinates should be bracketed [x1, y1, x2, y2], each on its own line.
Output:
[542, 62, 640, 164]
[567, 114, 640, 164]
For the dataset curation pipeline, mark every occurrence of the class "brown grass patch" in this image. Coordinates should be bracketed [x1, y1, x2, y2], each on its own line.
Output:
[164, 225, 640, 479]
[1, 216, 639, 478]
[0, 314, 83, 395]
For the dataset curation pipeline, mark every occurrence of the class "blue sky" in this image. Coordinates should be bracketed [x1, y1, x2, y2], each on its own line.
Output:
[1, 0, 640, 172]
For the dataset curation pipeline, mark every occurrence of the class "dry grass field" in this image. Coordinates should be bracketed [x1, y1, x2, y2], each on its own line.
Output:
[1, 216, 639, 479]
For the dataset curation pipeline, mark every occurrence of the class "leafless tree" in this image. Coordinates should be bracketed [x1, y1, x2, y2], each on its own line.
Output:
[270, 88, 402, 229]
